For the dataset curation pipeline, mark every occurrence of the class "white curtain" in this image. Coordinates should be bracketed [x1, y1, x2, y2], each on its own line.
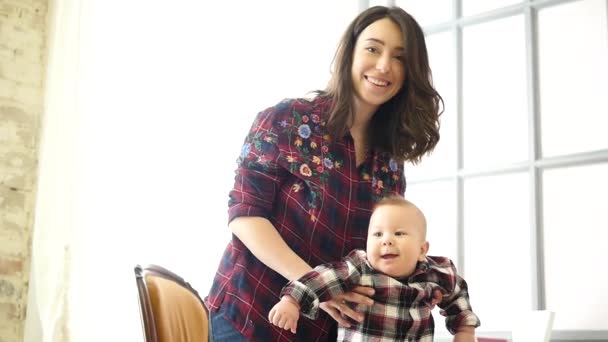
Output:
[25, 1, 357, 341]
[24, 0, 84, 340]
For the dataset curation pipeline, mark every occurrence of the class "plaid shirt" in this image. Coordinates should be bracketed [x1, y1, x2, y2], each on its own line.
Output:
[205, 96, 406, 341]
[281, 250, 481, 342]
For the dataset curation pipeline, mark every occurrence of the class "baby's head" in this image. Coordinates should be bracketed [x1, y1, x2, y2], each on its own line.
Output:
[366, 196, 429, 278]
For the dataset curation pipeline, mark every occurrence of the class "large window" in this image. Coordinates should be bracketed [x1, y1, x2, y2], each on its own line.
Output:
[391, 0, 608, 340]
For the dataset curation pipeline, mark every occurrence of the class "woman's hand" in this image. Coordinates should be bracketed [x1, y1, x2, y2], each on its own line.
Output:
[320, 287, 443, 327]
[320, 286, 375, 327]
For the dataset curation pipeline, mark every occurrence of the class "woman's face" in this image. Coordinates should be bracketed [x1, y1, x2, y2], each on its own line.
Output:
[351, 18, 406, 114]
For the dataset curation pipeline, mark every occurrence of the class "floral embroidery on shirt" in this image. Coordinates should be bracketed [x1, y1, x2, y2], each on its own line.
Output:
[237, 115, 280, 171]
[281, 109, 342, 186]
[277, 106, 344, 217]
[370, 156, 404, 202]
[299, 164, 312, 177]
[236, 97, 402, 222]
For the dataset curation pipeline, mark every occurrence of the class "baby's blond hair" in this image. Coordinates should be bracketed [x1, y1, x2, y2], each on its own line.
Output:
[373, 195, 427, 239]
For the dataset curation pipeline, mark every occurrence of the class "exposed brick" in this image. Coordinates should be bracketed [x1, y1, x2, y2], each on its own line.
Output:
[0, 56, 44, 86]
[0, 43, 12, 59]
[0, 79, 16, 98]
[0, 218, 24, 235]
[0, 232, 27, 256]
[12, 84, 44, 114]
[0, 279, 16, 298]
[0, 259, 23, 276]
[0, 103, 38, 149]
[0, 0, 48, 340]
[0, 145, 38, 191]
[0, 326, 21, 342]
[0, 168, 35, 191]
[0, 302, 19, 321]
[0, 191, 30, 228]
[0, 184, 26, 211]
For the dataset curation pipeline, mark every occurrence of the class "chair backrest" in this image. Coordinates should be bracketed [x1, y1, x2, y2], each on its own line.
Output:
[135, 264, 209, 342]
[511, 310, 555, 342]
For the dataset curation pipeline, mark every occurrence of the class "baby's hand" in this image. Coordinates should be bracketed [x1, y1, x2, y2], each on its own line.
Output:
[268, 296, 301, 334]
[453, 326, 476, 342]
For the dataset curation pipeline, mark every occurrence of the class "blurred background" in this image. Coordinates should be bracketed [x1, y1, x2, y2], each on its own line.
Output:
[1, 0, 606, 341]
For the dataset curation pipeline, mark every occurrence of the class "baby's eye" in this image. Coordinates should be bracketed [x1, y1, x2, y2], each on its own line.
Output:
[372, 232, 382, 237]
[395, 231, 406, 236]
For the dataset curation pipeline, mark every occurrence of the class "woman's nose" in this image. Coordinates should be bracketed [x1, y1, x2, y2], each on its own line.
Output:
[376, 54, 391, 73]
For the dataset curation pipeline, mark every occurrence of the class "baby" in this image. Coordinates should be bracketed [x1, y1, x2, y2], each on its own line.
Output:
[268, 196, 480, 341]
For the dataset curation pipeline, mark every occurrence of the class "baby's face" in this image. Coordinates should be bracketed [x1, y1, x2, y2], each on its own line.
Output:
[366, 203, 428, 278]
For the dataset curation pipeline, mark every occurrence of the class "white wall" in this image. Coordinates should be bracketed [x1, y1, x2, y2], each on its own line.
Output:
[26, 1, 358, 341]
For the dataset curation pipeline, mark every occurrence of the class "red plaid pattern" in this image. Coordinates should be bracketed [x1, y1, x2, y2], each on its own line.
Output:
[282, 250, 481, 341]
[205, 96, 406, 341]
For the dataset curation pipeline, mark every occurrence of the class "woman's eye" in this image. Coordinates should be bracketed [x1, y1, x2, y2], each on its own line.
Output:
[366, 47, 379, 54]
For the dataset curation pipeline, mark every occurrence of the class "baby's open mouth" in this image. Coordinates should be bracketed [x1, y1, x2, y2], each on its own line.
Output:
[381, 254, 398, 259]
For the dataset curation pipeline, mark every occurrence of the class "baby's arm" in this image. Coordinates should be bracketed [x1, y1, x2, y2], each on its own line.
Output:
[281, 250, 366, 319]
[268, 296, 301, 334]
[427, 257, 480, 336]
[453, 326, 476, 342]
[269, 250, 367, 332]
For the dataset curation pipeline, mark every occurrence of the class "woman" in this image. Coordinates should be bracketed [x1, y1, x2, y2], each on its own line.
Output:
[205, 6, 442, 341]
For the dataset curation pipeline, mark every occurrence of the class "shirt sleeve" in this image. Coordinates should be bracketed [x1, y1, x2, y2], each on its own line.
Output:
[227, 100, 291, 223]
[280, 250, 366, 319]
[430, 257, 481, 334]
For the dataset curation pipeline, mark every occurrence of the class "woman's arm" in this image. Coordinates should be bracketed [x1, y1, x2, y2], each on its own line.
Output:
[230, 216, 312, 281]
[232, 216, 375, 326]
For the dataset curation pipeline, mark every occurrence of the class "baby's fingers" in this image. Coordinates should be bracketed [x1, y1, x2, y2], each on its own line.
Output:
[430, 289, 442, 308]
[288, 318, 297, 334]
[268, 308, 275, 323]
[277, 316, 296, 333]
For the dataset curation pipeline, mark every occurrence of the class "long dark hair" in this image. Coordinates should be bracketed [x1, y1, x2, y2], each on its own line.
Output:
[322, 6, 442, 164]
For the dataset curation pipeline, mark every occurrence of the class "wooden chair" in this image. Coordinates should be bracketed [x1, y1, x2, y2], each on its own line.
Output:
[135, 264, 210, 342]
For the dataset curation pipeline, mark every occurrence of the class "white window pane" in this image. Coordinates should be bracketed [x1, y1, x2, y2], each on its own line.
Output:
[406, 31, 457, 180]
[370, 0, 390, 7]
[538, 0, 608, 157]
[406, 181, 457, 260]
[463, 16, 528, 169]
[406, 180, 457, 336]
[463, 0, 522, 17]
[396, 0, 452, 27]
[464, 173, 531, 331]
[543, 163, 608, 330]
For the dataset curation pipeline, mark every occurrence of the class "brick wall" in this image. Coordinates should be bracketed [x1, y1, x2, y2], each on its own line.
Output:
[0, 0, 48, 341]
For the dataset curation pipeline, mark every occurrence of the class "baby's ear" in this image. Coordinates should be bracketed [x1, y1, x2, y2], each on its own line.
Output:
[418, 241, 429, 261]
